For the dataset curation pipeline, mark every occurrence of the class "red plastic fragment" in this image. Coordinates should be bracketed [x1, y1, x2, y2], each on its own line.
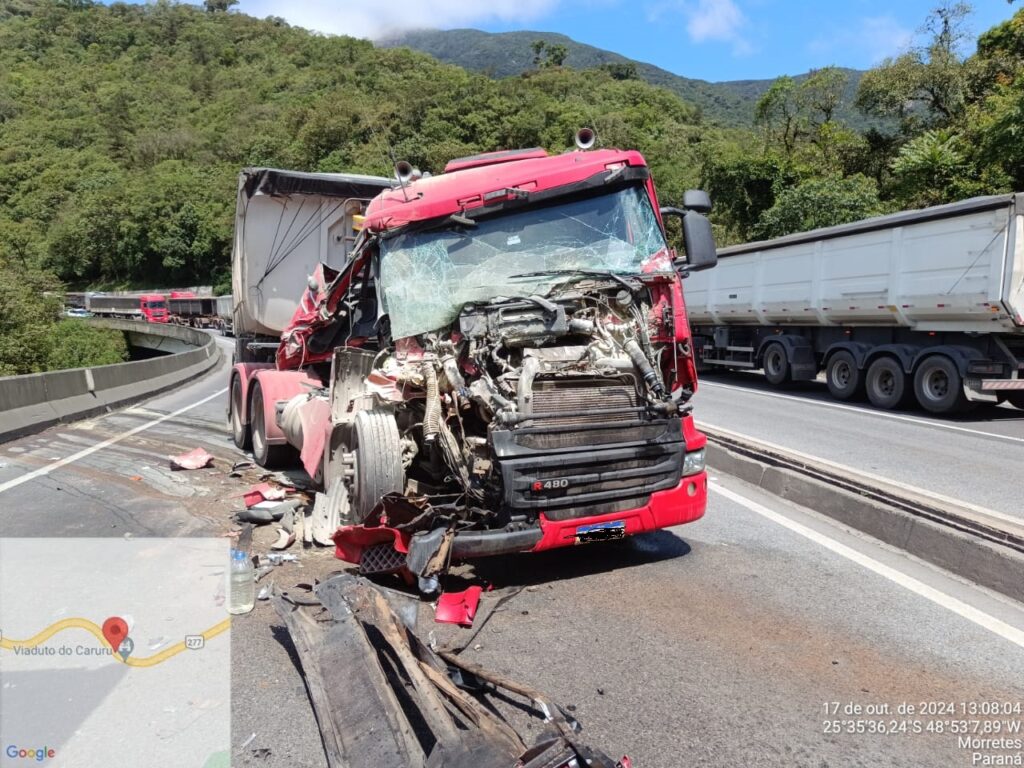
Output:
[169, 447, 214, 471]
[435, 586, 483, 628]
[242, 482, 289, 508]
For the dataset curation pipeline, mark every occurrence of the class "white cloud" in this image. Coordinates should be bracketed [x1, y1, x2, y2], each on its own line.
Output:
[685, 0, 744, 44]
[647, 0, 752, 56]
[236, 0, 562, 39]
[808, 15, 912, 66]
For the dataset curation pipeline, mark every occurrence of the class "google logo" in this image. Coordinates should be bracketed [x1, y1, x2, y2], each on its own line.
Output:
[5, 745, 56, 762]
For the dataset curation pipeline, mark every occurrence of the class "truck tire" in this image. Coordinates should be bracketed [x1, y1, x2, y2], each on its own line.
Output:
[229, 374, 251, 450]
[350, 409, 403, 524]
[865, 357, 909, 410]
[250, 380, 291, 468]
[914, 355, 971, 415]
[826, 351, 864, 401]
[762, 343, 791, 386]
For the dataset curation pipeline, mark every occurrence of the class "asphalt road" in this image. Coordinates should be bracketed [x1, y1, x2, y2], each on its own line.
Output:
[1, 344, 1022, 767]
[693, 371, 1024, 520]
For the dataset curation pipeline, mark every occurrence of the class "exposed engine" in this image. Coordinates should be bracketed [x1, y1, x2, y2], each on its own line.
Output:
[366, 278, 688, 535]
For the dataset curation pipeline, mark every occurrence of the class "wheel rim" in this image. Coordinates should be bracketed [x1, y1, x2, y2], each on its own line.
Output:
[766, 349, 782, 377]
[832, 360, 852, 389]
[922, 367, 949, 401]
[877, 370, 896, 397]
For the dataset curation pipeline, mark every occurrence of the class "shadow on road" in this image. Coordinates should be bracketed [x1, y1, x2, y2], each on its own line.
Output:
[457, 529, 693, 591]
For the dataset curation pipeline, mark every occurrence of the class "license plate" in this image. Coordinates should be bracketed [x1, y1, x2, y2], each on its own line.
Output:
[574, 520, 626, 544]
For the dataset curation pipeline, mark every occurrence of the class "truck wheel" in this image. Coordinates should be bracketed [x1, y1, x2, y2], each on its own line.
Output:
[826, 351, 864, 401]
[229, 375, 251, 450]
[350, 409, 403, 524]
[249, 381, 290, 468]
[762, 343, 791, 386]
[914, 356, 970, 415]
[866, 357, 909, 410]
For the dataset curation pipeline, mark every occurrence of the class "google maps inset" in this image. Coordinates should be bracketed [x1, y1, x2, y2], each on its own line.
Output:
[0, 538, 231, 767]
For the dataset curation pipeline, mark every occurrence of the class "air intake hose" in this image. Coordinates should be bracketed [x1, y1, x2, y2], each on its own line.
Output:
[624, 339, 664, 397]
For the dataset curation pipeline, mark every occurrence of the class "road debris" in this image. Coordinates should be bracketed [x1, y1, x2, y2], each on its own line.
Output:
[234, 498, 301, 526]
[435, 586, 483, 627]
[169, 447, 214, 470]
[242, 482, 292, 508]
[273, 573, 630, 768]
[264, 553, 298, 565]
[270, 527, 296, 550]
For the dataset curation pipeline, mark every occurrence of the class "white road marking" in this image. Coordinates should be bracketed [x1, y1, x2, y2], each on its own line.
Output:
[709, 481, 1024, 650]
[0, 387, 227, 496]
[699, 380, 1024, 445]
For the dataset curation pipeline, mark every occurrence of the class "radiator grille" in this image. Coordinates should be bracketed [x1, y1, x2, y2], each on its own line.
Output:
[529, 376, 638, 426]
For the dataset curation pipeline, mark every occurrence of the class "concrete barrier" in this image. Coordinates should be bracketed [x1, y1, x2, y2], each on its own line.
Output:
[0, 319, 221, 443]
[704, 426, 1024, 603]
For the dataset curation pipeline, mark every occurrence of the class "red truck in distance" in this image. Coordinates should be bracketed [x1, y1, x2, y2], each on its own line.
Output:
[228, 132, 719, 589]
[85, 293, 169, 323]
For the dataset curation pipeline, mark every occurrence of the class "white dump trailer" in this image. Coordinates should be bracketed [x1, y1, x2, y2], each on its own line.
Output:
[230, 168, 393, 361]
[685, 194, 1024, 414]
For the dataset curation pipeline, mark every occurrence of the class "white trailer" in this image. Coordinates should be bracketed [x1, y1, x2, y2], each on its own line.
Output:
[685, 194, 1024, 414]
[215, 295, 234, 336]
[230, 168, 393, 360]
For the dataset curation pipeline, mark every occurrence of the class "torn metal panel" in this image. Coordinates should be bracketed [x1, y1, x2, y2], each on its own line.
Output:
[276, 575, 630, 768]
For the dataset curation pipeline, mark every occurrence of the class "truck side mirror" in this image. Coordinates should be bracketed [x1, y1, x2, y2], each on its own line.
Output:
[661, 204, 718, 273]
[681, 212, 717, 272]
[683, 189, 712, 214]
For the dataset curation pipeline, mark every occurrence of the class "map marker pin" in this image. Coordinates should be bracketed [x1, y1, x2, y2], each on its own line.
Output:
[102, 617, 128, 653]
[117, 637, 134, 662]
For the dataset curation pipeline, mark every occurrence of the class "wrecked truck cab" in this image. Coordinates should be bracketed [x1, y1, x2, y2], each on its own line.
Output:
[230, 143, 713, 586]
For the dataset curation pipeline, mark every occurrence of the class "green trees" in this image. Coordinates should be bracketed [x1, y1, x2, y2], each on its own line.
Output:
[0, 256, 127, 375]
[1, 0, 1023, 290]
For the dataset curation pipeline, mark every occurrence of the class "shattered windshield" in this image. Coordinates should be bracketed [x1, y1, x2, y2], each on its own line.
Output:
[378, 185, 670, 339]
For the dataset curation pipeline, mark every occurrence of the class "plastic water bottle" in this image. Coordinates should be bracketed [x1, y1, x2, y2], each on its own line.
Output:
[227, 549, 255, 615]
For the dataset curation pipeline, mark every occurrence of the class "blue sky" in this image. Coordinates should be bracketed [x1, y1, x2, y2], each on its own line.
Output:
[149, 1, 1018, 82]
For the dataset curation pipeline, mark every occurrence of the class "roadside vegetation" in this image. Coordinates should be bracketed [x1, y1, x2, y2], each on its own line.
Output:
[0, 0, 1022, 373]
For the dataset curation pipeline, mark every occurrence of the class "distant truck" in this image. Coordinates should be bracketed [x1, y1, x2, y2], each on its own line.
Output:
[168, 294, 221, 328]
[86, 293, 168, 323]
[684, 194, 1024, 414]
[215, 295, 234, 336]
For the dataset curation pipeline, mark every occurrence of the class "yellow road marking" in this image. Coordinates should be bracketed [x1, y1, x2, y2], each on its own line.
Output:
[0, 617, 231, 667]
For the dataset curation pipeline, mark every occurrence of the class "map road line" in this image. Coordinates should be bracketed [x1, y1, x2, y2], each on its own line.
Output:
[0, 617, 231, 667]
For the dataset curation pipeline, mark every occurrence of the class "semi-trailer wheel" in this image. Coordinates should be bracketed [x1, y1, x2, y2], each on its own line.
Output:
[762, 343, 791, 386]
[249, 380, 290, 468]
[865, 357, 909, 410]
[349, 409, 403, 523]
[913, 355, 971, 414]
[826, 351, 864, 401]
[229, 374, 250, 450]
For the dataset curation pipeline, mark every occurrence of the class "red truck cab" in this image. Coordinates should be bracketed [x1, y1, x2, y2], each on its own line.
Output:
[139, 294, 169, 323]
[229, 136, 718, 587]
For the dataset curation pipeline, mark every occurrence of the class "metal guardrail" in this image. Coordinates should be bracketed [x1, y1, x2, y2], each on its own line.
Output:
[0, 319, 221, 443]
[703, 424, 1024, 603]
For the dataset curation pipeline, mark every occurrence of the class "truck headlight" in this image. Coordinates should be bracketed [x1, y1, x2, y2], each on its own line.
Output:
[683, 448, 706, 476]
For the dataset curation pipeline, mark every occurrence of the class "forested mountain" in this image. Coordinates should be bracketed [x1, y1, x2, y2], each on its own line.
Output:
[379, 28, 869, 129]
